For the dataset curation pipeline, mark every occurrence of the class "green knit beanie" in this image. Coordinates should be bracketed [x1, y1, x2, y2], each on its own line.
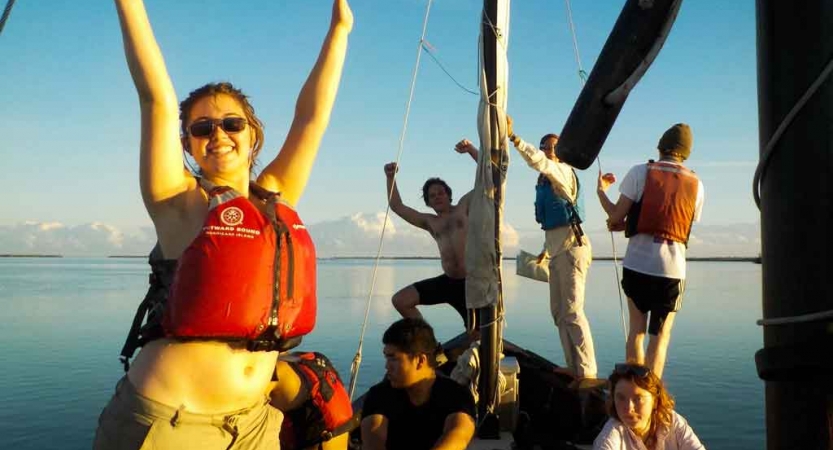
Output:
[657, 123, 693, 160]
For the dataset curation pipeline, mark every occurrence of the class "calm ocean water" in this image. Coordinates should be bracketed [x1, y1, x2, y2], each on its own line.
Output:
[0, 257, 764, 449]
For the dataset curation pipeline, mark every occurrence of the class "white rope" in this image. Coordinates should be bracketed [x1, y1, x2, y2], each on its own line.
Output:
[563, 0, 588, 86]
[346, 0, 435, 401]
[757, 309, 833, 326]
[753, 52, 833, 209]
[478, 310, 505, 331]
[564, 0, 628, 342]
[751, 55, 833, 329]
[482, 9, 508, 53]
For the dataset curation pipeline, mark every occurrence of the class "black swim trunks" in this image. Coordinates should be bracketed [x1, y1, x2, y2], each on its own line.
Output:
[621, 268, 686, 335]
[413, 274, 474, 328]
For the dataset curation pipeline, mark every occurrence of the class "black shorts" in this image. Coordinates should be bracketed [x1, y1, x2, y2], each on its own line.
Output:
[621, 268, 685, 335]
[413, 274, 474, 327]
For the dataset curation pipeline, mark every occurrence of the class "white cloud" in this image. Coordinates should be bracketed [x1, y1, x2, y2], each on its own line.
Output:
[0, 217, 761, 258]
[310, 213, 430, 257]
[0, 222, 156, 256]
[308, 212, 523, 258]
[313, 217, 761, 258]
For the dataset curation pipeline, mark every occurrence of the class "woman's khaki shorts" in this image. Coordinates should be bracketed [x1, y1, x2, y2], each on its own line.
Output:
[93, 377, 283, 450]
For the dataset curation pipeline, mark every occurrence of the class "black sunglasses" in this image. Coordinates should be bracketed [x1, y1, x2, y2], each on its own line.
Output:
[188, 117, 248, 138]
[614, 363, 651, 378]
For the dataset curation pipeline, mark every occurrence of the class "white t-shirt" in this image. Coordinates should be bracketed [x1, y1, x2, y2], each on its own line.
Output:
[619, 162, 704, 279]
[593, 412, 706, 450]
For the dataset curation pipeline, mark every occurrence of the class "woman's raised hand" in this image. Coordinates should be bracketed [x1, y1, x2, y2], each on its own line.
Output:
[332, 0, 354, 33]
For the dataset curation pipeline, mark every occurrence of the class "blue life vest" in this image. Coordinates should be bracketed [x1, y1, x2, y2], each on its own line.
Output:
[534, 173, 584, 230]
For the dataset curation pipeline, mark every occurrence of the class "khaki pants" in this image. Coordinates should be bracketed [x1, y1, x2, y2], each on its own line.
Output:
[545, 227, 597, 378]
[93, 377, 283, 450]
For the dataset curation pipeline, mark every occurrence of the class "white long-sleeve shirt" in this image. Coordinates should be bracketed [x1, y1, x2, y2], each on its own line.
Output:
[512, 137, 585, 256]
[513, 138, 577, 203]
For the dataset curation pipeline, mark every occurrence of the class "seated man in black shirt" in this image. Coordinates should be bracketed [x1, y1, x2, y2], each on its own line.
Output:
[361, 318, 476, 450]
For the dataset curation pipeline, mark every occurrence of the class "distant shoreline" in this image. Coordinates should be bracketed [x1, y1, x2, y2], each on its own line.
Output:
[321, 256, 763, 263]
[1, 255, 762, 263]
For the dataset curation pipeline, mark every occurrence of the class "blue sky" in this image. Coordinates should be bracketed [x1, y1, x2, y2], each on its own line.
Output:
[0, 1, 760, 255]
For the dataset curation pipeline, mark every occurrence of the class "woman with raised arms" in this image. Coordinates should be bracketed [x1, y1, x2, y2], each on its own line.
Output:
[94, 1, 352, 449]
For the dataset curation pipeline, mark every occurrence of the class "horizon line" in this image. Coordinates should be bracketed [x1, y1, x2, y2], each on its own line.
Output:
[1, 254, 762, 263]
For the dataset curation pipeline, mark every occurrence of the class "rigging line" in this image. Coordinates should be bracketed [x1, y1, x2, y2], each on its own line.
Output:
[477, 311, 505, 331]
[596, 157, 628, 342]
[478, 5, 510, 115]
[421, 42, 479, 96]
[757, 309, 833, 326]
[477, 4, 508, 130]
[563, 0, 586, 87]
[346, 0, 435, 401]
[564, 0, 628, 342]
[753, 52, 833, 209]
[0, 0, 17, 37]
[482, 8, 508, 53]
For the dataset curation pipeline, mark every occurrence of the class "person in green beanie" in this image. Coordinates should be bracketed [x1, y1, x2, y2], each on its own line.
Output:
[596, 123, 705, 379]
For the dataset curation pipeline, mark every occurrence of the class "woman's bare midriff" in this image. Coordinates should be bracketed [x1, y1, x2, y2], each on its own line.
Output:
[128, 191, 280, 413]
[127, 339, 277, 413]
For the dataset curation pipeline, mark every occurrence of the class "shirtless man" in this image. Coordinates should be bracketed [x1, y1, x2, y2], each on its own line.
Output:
[383, 161, 474, 329]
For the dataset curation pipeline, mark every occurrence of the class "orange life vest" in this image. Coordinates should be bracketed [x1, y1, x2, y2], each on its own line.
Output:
[162, 180, 317, 351]
[280, 352, 356, 449]
[625, 160, 698, 244]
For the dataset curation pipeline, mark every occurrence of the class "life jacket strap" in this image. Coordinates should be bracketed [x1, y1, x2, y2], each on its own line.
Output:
[565, 202, 585, 246]
[119, 245, 176, 372]
[246, 335, 303, 353]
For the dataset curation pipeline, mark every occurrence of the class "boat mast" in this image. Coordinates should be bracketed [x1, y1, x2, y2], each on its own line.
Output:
[479, 0, 501, 437]
[469, 0, 510, 438]
[755, 1, 833, 448]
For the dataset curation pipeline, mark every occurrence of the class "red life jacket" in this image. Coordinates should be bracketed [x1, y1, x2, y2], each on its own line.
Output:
[163, 181, 316, 351]
[625, 160, 699, 244]
[280, 352, 356, 449]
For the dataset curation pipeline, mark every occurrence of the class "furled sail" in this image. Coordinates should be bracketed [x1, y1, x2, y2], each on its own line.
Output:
[466, 0, 510, 312]
[467, 0, 510, 433]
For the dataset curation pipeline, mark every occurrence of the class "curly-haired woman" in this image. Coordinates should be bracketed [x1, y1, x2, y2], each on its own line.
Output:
[594, 364, 705, 450]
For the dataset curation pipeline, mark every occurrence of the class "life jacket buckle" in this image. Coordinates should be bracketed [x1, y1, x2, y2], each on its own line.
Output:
[246, 339, 278, 352]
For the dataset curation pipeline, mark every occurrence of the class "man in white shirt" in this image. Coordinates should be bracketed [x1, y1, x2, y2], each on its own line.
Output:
[597, 124, 704, 379]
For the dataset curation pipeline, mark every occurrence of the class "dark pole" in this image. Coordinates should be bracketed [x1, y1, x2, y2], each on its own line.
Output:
[755, 1, 833, 449]
[556, 0, 682, 170]
[0, 0, 18, 37]
[476, 0, 503, 439]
